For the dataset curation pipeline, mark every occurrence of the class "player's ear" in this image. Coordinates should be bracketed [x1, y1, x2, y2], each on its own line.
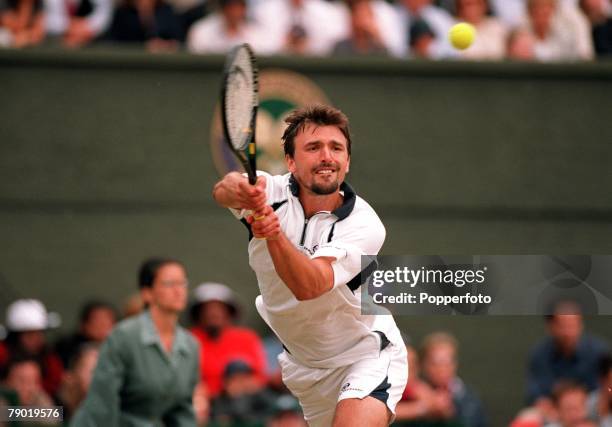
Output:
[286, 154, 296, 174]
[346, 157, 350, 173]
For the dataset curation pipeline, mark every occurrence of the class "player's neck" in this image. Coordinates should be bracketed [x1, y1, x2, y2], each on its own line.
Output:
[300, 191, 343, 219]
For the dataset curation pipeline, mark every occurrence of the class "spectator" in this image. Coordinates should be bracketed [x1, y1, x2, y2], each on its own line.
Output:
[397, 0, 456, 59]
[164, 0, 206, 41]
[395, 343, 450, 424]
[54, 300, 116, 368]
[527, 305, 610, 418]
[262, 334, 285, 392]
[107, 0, 181, 52]
[545, 381, 592, 427]
[2, 356, 58, 424]
[268, 394, 306, 427]
[521, 0, 594, 61]
[122, 292, 145, 318]
[510, 407, 546, 427]
[187, 0, 274, 55]
[459, 0, 599, 28]
[56, 344, 99, 420]
[455, 0, 509, 60]
[364, 0, 406, 57]
[193, 381, 211, 426]
[189, 282, 267, 398]
[421, 332, 488, 427]
[587, 354, 612, 426]
[44, 0, 113, 47]
[72, 257, 200, 425]
[209, 359, 277, 426]
[0, 299, 63, 397]
[253, 0, 348, 56]
[333, 0, 390, 56]
[579, 0, 612, 56]
[408, 18, 437, 58]
[489, 0, 530, 27]
[554, 0, 595, 58]
[0, 0, 45, 47]
[0, 0, 9, 46]
[507, 27, 537, 59]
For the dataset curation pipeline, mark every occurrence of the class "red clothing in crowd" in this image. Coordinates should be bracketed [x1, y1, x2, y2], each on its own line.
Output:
[0, 341, 64, 397]
[190, 326, 267, 397]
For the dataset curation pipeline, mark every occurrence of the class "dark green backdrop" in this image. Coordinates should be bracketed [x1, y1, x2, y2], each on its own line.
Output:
[1, 49, 611, 426]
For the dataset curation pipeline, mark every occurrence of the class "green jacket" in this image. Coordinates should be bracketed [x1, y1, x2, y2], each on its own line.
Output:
[71, 311, 199, 427]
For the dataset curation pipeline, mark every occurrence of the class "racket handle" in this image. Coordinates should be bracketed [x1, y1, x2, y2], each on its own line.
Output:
[247, 141, 257, 185]
[246, 209, 267, 240]
[245, 210, 265, 221]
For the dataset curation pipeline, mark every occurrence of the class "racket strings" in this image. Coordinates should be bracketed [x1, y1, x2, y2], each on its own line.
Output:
[225, 60, 255, 151]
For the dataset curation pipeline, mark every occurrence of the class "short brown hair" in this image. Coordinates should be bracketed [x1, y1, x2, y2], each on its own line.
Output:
[281, 105, 352, 157]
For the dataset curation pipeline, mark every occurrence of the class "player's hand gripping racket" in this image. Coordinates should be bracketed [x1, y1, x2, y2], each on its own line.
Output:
[220, 44, 264, 220]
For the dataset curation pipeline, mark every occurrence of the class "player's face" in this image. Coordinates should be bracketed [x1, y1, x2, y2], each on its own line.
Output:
[142, 263, 189, 314]
[286, 124, 350, 196]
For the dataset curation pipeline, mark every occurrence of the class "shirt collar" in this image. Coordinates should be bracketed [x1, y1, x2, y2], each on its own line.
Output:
[288, 174, 356, 221]
[140, 310, 191, 356]
[140, 310, 158, 345]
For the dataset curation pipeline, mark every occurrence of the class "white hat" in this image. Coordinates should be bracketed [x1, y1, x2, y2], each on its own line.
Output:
[193, 283, 235, 304]
[192, 283, 239, 317]
[5, 299, 61, 332]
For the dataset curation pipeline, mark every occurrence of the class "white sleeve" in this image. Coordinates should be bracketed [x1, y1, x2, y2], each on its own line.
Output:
[311, 210, 386, 289]
[373, 0, 407, 58]
[187, 17, 219, 54]
[228, 171, 287, 220]
[85, 0, 112, 36]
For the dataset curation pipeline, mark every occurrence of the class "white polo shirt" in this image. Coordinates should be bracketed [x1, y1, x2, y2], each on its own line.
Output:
[231, 172, 403, 369]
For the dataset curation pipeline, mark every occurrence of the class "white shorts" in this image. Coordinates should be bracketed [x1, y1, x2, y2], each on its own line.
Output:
[277, 333, 408, 427]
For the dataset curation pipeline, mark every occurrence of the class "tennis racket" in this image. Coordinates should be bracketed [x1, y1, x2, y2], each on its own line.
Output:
[220, 43, 258, 185]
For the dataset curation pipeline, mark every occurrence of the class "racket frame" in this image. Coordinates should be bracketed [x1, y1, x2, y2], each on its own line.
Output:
[220, 43, 259, 185]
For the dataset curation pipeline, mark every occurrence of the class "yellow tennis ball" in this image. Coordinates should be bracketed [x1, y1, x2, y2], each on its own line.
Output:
[449, 22, 476, 50]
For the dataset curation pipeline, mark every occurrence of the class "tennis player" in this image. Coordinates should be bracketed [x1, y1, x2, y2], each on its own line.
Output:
[213, 105, 407, 427]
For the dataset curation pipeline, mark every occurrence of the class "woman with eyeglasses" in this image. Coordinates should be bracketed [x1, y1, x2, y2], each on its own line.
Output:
[72, 257, 200, 427]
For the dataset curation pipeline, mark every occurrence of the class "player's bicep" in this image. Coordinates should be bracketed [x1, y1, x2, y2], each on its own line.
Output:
[311, 256, 335, 290]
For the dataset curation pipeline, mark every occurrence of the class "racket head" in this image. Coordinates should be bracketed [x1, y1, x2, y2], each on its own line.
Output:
[221, 43, 259, 184]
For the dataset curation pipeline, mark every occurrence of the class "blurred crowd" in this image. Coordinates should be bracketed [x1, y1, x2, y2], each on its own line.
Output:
[0, 0, 611, 60]
[0, 266, 611, 426]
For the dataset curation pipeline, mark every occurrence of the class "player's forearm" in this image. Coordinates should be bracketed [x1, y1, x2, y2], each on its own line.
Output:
[267, 234, 333, 301]
[212, 172, 244, 209]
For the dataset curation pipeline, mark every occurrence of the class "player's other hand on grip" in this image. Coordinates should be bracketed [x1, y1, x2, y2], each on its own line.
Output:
[247, 205, 281, 240]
